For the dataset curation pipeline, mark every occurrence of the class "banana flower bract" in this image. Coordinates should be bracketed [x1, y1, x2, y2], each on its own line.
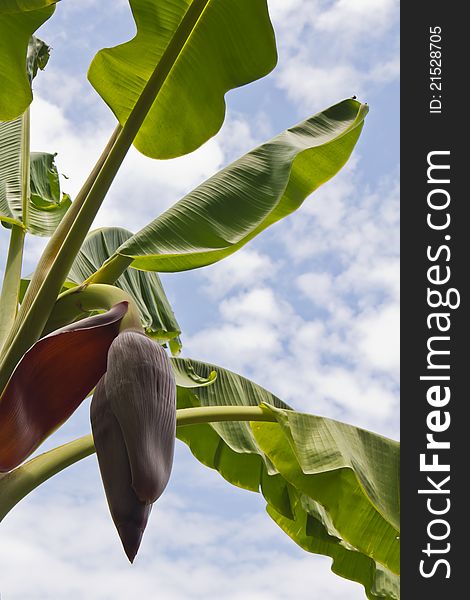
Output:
[0, 302, 128, 472]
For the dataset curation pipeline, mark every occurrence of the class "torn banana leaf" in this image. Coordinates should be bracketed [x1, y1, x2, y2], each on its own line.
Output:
[0, 130, 70, 236]
[0, 7, 56, 120]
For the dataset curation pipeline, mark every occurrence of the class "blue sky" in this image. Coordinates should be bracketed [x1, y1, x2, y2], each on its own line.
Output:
[0, 1, 399, 598]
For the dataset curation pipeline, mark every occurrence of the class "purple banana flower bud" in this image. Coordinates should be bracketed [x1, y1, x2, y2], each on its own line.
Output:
[105, 330, 176, 503]
[91, 377, 151, 563]
[91, 330, 176, 561]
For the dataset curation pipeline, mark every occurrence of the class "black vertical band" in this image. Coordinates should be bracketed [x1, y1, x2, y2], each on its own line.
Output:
[401, 4, 466, 596]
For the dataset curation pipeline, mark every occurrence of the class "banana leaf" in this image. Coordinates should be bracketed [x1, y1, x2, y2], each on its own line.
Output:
[0, 37, 69, 236]
[107, 99, 367, 273]
[0, 126, 70, 235]
[88, 0, 277, 159]
[173, 358, 400, 596]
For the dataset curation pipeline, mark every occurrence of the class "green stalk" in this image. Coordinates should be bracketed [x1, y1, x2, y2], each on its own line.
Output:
[0, 224, 26, 351]
[0, 405, 275, 521]
[42, 283, 143, 334]
[0, 0, 212, 393]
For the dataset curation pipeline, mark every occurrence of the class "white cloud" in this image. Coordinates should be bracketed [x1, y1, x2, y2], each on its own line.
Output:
[353, 304, 400, 372]
[0, 459, 365, 600]
[296, 272, 335, 308]
[315, 0, 397, 39]
[277, 63, 363, 111]
[30, 96, 109, 192]
[268, 0, 399, 111]
[186, 322, 283, 374]
[220, 288, 287, 325]
[201, 248, 279, 299]
[268, 0, 397, 42]
[183, 165, 399, 437]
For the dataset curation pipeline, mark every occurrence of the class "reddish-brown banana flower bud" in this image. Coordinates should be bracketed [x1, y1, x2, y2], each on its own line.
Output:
[91, 330, 176, 561]
[0, 302, 128, 472]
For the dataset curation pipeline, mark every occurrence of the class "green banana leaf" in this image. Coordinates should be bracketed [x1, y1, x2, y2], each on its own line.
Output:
[0, 118, 70, 235]
[171, 358, 217, 388]
[67, 227, 182, 352]
[173, 358, 399, 598]
[0, 1, 58, 13]
[25, 35, 50, 80]
[252, 407, 400, 573]
[88, 0, 277, 159]
[0, 7, 56, 120]
[28, 152, 71, 235]
[109, 99, 367, 273]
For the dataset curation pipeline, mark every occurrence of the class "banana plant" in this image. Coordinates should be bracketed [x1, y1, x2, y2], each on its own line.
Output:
[0, 2, 399, 598]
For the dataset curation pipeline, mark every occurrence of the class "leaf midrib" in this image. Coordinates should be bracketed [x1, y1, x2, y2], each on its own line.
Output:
[116, 0, 213, 138]
[118, 108, 367, 265]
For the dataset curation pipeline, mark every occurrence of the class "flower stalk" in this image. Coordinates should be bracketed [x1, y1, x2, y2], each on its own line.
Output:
[0, 406, 276, 522]
[43, 283, 143, 335]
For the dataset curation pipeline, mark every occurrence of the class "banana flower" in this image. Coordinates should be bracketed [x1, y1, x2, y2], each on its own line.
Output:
[91, 329, 176, 562]
[0, 299, 176, 562]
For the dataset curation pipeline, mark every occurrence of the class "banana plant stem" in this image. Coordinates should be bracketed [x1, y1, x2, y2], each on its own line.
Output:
[0, 224, 26, 352]
[0, 406, 276, 521]
[177, 405, 276, 426]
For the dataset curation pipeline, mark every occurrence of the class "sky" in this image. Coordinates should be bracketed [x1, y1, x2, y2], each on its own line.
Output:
[0, 1, 399, 598]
